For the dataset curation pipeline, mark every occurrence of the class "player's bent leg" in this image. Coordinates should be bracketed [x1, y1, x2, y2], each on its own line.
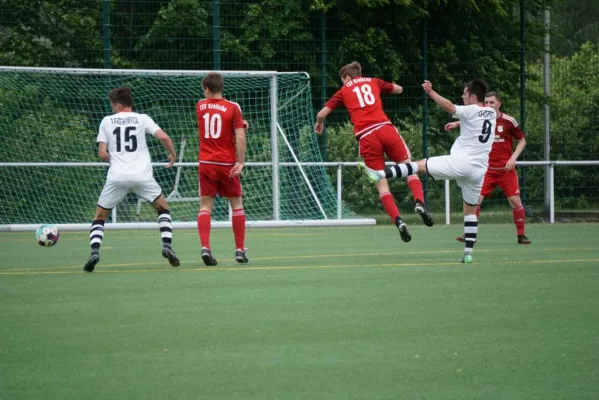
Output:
[84, 206, 111, 272]
[151, 194, 180, 267]
[390, 158, 433, 227]
[385, 161, 421, 179]
[358, 160, 421, 182]
[228, 196, 248, 263]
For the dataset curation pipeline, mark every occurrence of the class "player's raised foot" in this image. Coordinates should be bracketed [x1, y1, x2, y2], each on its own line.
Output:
[201, 247, 218, 266]
[456, 234, 465, 243]
[83, 253, 99, 273]
[235, 249, 249, 264]
[395, 217, 412, 243]
[517, 234, 531, 245]
[414, 201, 434, 227]
[460, 254, 473, 264]
[358, 162, 383, 183]
[162, 247, 180, 267]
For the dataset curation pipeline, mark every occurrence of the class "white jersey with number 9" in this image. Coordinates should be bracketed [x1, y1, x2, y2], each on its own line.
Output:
[451, 105, 497, 168]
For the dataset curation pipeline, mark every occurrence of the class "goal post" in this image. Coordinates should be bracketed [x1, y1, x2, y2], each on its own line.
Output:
[0, 67, 374, 231]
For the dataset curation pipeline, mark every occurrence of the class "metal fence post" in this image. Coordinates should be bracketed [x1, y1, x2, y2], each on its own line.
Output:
[212, 0, 221, 70]
[102, 0, 111, 69]
[544, 6, 551, 211]
[519, 0, 527, 207]
[337, 164, 342, 219]
[318, 9, 327, 161]
[422, 13, 429, 205]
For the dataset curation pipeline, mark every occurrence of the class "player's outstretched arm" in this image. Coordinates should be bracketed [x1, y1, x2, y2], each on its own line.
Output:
[444, 121, 460, 131]
[422, 80, 456, 115]
[154, 129, 177, 168]
[98, 142, 110, 162]
[229, 127, 247, 178]
[391, 84, 404, 95]
[314, 106, 332, 134]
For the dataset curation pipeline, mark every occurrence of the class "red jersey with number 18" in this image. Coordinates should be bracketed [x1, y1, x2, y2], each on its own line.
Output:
[324, 77, 395, 137]
[488, 112, 525, 169]
[196, 98, 245, 165]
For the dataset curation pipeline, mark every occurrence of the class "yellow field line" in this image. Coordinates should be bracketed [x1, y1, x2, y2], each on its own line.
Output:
[1, 246, 597, 273]
[0, 249, 495, 272]
[1, 258, 598, 276]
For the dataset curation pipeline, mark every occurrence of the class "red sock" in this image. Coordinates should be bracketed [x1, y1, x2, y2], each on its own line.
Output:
[232, 208, 246, 250]
[380, 192, 400, 222]
[513, 206, 526, 235]
[197, 210, 211, 248]
[407, 175, 424, 204]
[476, 205, 481, 219]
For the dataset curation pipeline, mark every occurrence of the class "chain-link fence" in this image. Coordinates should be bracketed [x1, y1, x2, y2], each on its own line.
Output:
[1, 0, 597, 223]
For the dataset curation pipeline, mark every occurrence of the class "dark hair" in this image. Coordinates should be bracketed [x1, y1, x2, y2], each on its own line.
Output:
[485, 91, 502, 102]
[202, 72, 224, 94]
[108, 86, 133, 107]
[465, 78, 489, 103]
[339, 61, 362, 79]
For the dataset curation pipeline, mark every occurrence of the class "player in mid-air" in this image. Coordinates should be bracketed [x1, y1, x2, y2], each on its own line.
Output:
[314, 61, 433, 243]
[196, 72, 249, 266]
[447, 91, 531, 244]
[361, 79, 496, 263]
[84, 86, 180, 272]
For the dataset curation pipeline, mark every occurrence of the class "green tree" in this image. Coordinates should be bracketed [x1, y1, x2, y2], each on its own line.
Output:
[0, 0, 103, 67]
[524, 42, 599, 209]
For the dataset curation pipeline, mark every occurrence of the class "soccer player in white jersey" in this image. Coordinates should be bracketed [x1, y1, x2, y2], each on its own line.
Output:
[361, 78, 496, 263]
[84, 86, 180, 272]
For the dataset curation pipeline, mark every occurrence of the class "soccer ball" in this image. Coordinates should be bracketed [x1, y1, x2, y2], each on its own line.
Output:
[35, 224, 60, 247]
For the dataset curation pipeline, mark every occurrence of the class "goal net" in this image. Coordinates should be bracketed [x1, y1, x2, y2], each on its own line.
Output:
[0, 67, 372, 231]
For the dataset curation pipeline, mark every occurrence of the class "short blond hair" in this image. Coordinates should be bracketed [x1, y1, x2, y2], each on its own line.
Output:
[339, 61, 362, 80]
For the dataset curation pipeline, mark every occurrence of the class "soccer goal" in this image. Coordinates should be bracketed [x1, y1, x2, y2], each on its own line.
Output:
[0, 66, 374, 231]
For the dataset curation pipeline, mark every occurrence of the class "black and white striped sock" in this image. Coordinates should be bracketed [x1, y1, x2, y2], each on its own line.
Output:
[157, 209, 173, 249]
[90, 219, 105, 254]
[464, 214, 478, 255]
[384, 162, 418, 179]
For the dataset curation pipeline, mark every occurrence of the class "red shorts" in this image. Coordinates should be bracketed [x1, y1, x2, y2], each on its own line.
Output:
[481, 168, 520, 198]
[198, 163, 242, 197]
[358, 124, 411, 170]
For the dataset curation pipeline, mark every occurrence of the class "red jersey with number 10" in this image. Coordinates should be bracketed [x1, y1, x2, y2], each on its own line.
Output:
[196, 98, 245, 165]
[488, 112, 525, 169]
[324, 77, 395, 137]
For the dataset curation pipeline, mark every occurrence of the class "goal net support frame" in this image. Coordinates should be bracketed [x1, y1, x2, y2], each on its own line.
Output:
[0, 67, 374, 231]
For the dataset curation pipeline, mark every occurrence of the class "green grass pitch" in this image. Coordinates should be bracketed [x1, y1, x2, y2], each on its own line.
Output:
[1, 223, 599, 399]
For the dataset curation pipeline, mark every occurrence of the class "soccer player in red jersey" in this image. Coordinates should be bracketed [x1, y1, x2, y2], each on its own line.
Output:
[314, 61, 433, 242]
[196, 72, 250, 265]
[447, 91, 531, 244]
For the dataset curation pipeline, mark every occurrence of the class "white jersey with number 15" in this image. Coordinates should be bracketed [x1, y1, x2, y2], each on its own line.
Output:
[451, 105, 497, 168]
[97, 112, 161, 180]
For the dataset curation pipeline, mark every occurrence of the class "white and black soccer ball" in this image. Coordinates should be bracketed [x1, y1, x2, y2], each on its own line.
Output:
[35, 224, 59, 247]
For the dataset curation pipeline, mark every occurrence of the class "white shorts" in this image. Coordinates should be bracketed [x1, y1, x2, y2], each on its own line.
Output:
[97, 178, 163, 210]
[426, 155, 486, 206]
